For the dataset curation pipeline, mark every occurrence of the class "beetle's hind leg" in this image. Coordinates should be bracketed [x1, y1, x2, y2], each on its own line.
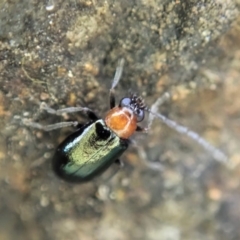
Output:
[23, 118, 79, 131]
[114, 158, 124, 167]
[40, 102, 99, 121]
[101, 159, 124, 183]
[22, 102, 99, 131]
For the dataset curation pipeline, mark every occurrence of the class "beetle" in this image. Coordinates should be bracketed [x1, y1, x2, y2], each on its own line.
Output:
[23, 59, 228, 183]
[52, 93, 146, 182]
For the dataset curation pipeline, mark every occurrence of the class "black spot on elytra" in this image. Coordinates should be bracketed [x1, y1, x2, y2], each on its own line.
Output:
[95, 122, 111, 140]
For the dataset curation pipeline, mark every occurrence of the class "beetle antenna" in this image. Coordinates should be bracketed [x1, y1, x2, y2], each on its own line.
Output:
[146, 108, 228, 163]
[111, 58, 125, 90]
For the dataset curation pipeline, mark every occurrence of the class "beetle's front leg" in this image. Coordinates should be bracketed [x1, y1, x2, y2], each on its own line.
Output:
[101, 158, 124, 183]
[147, 92, 171, 128]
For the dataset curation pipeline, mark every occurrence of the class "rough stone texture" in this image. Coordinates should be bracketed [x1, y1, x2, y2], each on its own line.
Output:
[0, 0, 239, 239]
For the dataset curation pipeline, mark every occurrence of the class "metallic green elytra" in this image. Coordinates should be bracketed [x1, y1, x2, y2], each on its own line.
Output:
[52, 119, 129, 182]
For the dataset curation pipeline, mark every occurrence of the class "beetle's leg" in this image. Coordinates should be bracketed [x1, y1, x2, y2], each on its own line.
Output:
[109, 58, 125, 109]
[109, 89, 116, 109]
[98, 159, 124, 184]
[23, 119, 79, 131]
[137, 146, 164, 171]
[114, 158, 124, 167]
[109, 80, 116, 109]
[40, 102, 99, 121]
[136, 125, 149, 133]
[129, 139, 163, 171]
[147, 92, 171, 128]
[23, 102, 99, 131]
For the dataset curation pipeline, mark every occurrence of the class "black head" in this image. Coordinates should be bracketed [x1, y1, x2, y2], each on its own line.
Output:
[119, 93, 146, 122]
